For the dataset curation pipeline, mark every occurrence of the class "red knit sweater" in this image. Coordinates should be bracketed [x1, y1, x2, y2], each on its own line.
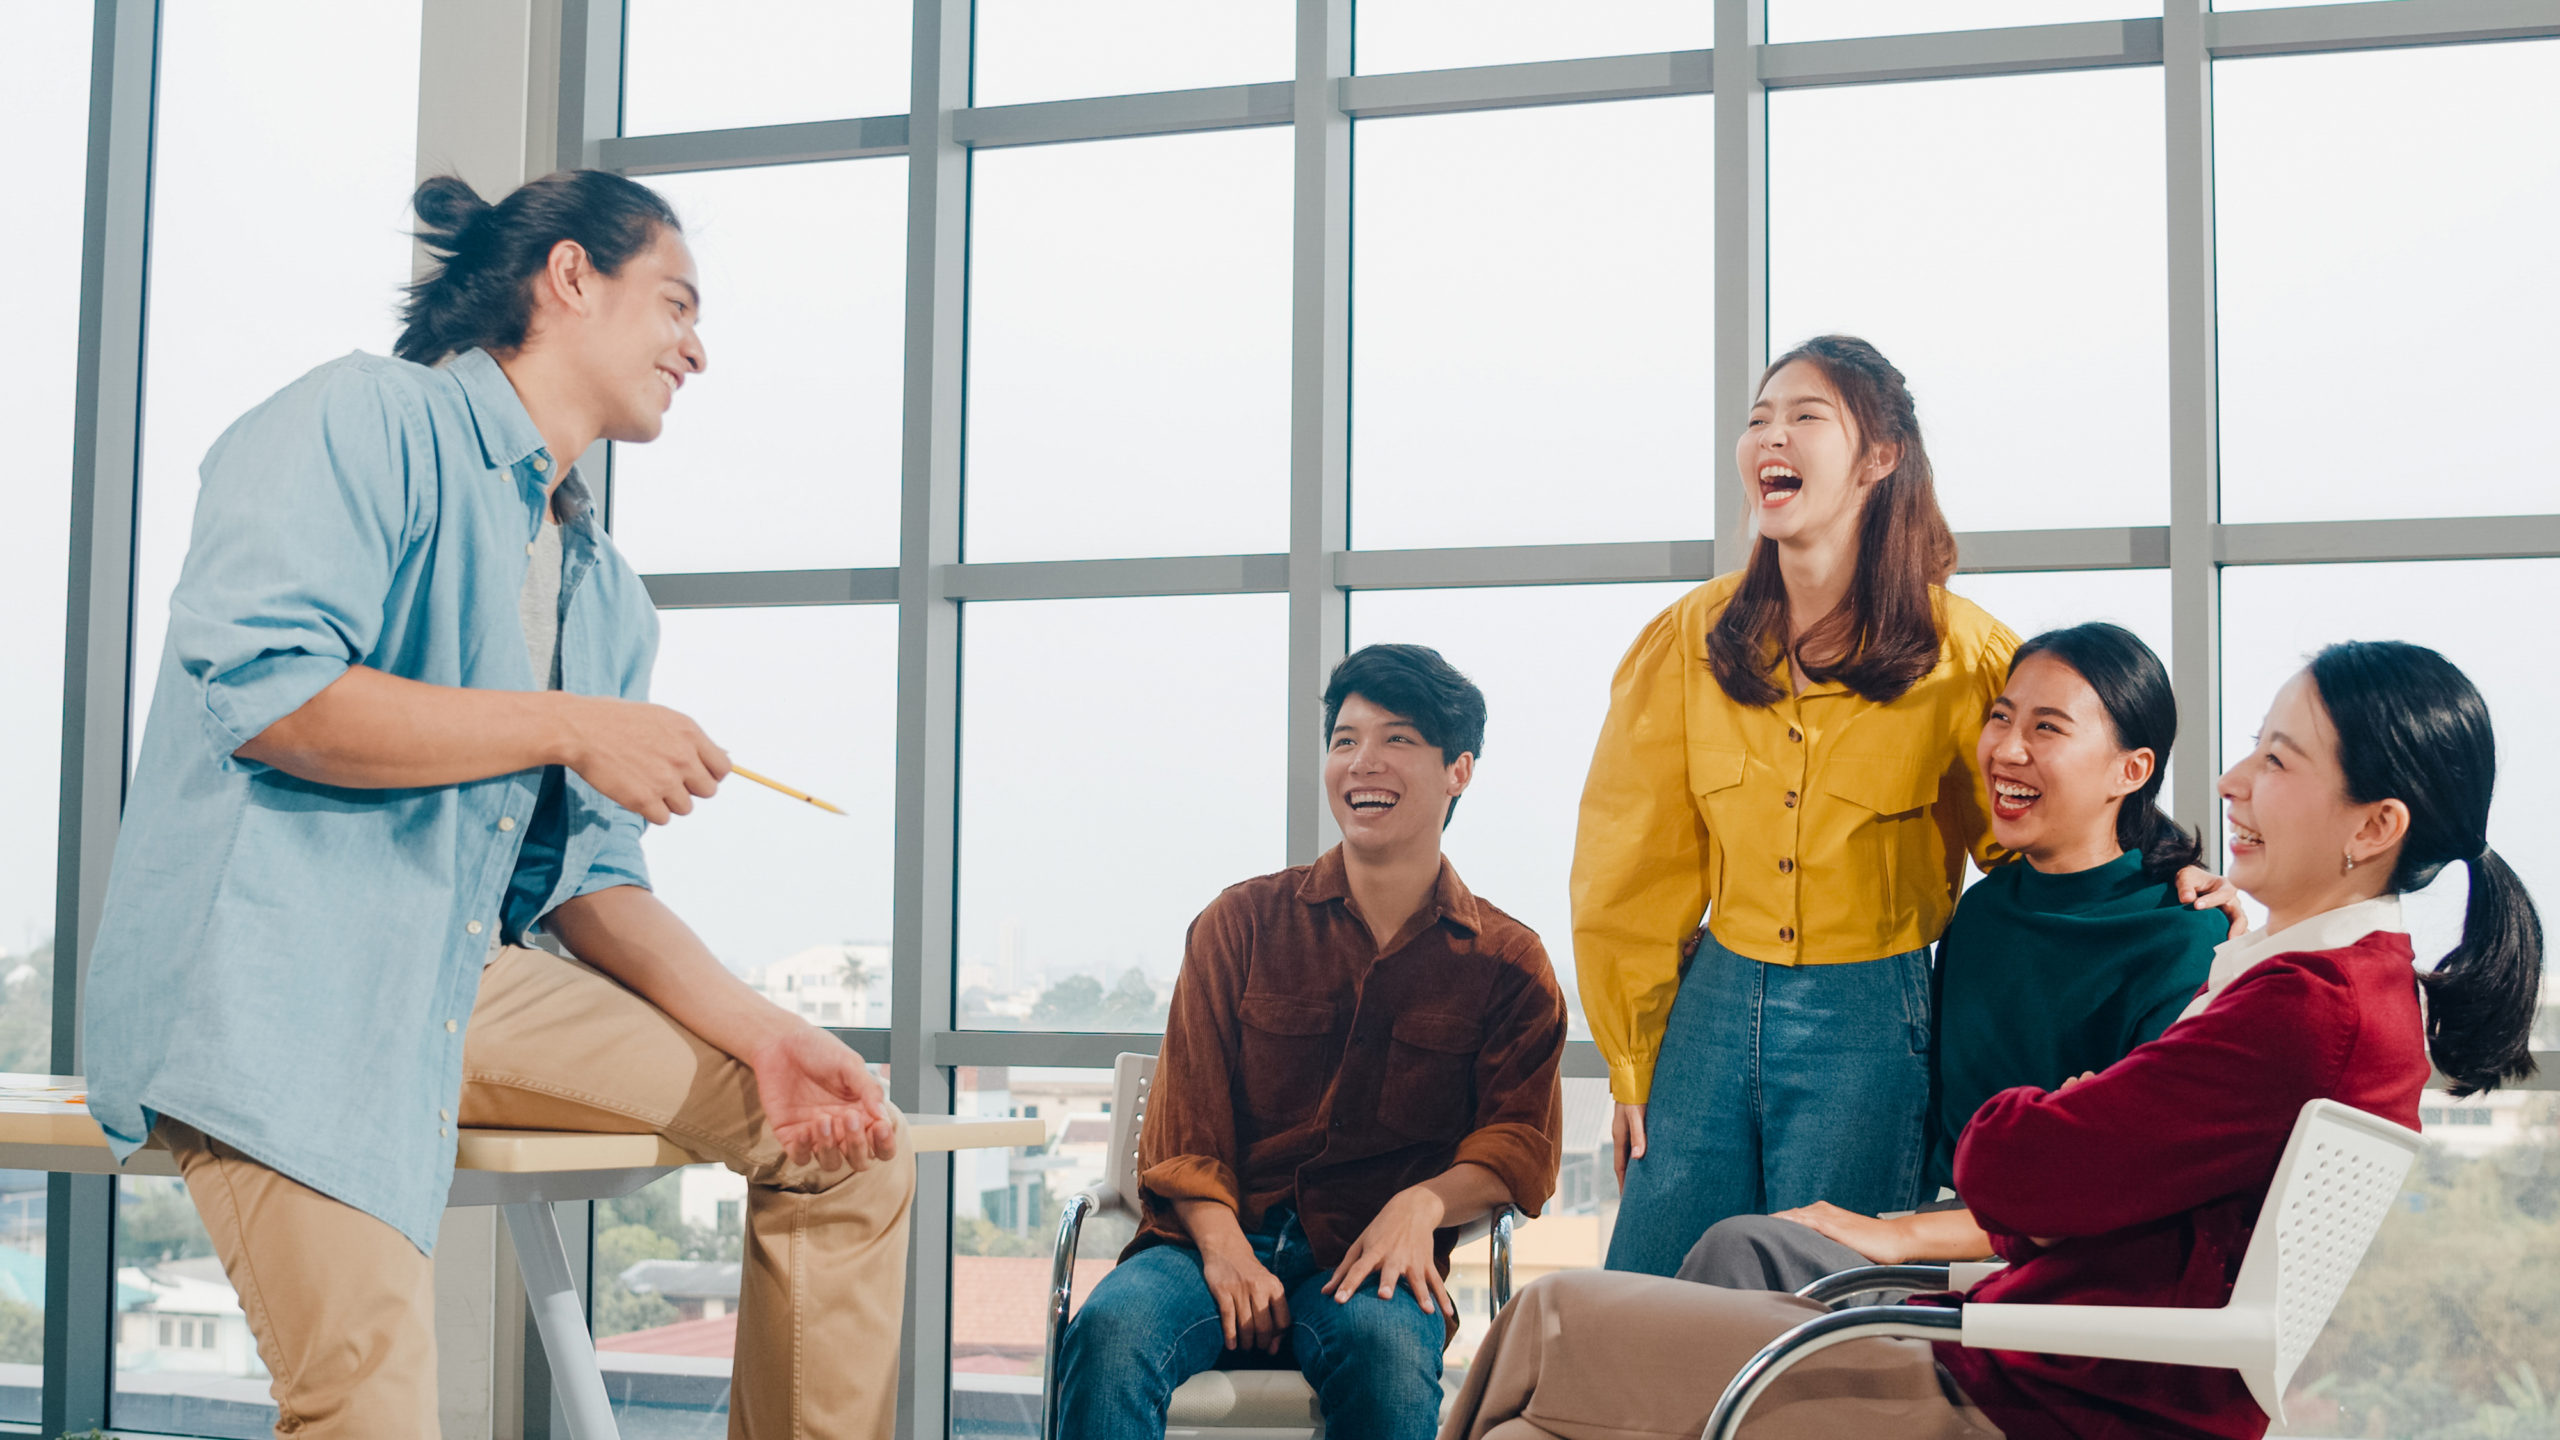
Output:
[1931, 930, 2428, 1440]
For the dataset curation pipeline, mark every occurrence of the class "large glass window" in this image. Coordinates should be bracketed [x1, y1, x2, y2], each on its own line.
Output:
[1352, 99, 1713, 551]
[1946, 569, 2172, 673]
[643, 607, 899, 984]
[2214, 41, 2560, 525]
[1347, 582, 1695, 1035]
[1355, 1, 1710, 75]
[973, 0, 1293, 105]
[608, 161, 910, 575]
[0, 1, 87, 982]
[127, 0, 423, 756]
[956, 596, 1288, 1031]
[0, 5, 93, 1421]
[623, 0, 910, 134]
[964, 131, 1294, 563]
[1769, 68, 2167, 533]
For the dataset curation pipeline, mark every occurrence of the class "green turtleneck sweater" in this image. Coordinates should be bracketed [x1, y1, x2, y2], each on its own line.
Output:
[1926, 848, 2225, 1193]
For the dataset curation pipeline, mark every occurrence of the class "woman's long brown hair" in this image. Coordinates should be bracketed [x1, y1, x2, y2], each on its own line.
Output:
[1706, 335, 1957, 708]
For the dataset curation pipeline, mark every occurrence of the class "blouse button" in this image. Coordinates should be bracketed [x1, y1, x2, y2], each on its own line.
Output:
[1779, 926, 1796, 943]
[1783, 791, 1798, 808]
[1778, 858, 1794, 874]
[1787, 727, 1802, 743]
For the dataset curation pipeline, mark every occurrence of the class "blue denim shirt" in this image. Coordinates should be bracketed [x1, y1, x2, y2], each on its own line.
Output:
[84, 348, 659, 1252]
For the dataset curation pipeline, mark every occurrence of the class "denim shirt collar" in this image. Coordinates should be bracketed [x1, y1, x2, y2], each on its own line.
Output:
[445, 346, 600, 532]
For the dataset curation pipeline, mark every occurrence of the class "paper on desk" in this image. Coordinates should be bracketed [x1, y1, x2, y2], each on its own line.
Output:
[0, 1086, 85, 1106]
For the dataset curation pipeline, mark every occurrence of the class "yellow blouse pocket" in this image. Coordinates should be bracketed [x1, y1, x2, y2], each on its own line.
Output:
[1820, 753, 1946, 928]
[1820, 753, 1940, 819]
[1686, 743, 1751, 843]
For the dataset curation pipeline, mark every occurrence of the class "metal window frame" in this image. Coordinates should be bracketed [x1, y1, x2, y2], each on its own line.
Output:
[42, 1, 2560, 1437]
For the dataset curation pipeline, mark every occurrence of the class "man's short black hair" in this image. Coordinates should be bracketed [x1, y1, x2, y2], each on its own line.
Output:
[1322, 645, 1488, 826]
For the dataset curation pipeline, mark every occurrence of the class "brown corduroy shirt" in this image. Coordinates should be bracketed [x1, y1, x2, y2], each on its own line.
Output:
[1128, 847, 1568, 1284]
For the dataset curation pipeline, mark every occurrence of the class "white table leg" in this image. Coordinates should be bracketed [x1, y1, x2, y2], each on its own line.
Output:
[502, 1201, 622, 1440]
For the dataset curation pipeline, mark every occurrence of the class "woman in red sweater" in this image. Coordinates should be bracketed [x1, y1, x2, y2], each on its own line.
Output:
[1441, 640, 2542, 1440]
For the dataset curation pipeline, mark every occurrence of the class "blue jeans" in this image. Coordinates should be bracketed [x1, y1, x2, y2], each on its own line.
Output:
[1057, 1208, 1446, 1440]
[1605, 931, 1932, 1276]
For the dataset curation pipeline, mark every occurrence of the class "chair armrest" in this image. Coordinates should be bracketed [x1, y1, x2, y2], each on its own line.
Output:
[1946, 1260, 2006, 1292]
[1041, 1190, 1102, 1440]
[1704, 1305, 1963, 1440]
[1449, 1203, 1521, 1320]
[1959, 1300, 2263, 1370]
[1793, 1264, 1952, 1306]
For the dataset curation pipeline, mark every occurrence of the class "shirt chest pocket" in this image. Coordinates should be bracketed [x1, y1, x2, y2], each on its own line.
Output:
[1820, 753, 1944, 898]
[1378, 1012, 1484, 1141]
[1821, 753, 1942, 821]
[1687, 744, 1749, 830]
[1237, 993, 1340, 1130]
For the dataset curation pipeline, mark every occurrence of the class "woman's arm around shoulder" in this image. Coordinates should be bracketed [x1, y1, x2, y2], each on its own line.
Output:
[1954, 951, 2365, 1241]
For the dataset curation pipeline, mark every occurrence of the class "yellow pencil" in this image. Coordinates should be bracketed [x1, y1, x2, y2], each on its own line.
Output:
[730, 765, 847, 816]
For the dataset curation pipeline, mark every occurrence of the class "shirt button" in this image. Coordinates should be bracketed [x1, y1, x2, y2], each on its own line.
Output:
[1780, 926, 1796, 943]
[466, 921, 484, 936]
[445, 1020, 459, 1033]
[439, 1108, 451, 1121]
[1784, 791, 1799, 808]
[526, 541, 537, 555]
[498, 817, 517, 832]
[532, 456, 550, 472]
[439, 1126, 449, 1138]
[1779, 858, 1794, 874]
[1787, 727, 1802, 743]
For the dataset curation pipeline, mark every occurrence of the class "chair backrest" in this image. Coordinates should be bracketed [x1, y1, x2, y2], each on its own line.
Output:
[1103, 1053, 1156, 1216]
[2228, 1097, 2423, 1418]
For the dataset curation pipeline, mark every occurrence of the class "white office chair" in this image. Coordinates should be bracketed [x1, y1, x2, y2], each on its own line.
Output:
[1703, 1097, 2423, 1439]
[1041, 1052, 1518, 1440]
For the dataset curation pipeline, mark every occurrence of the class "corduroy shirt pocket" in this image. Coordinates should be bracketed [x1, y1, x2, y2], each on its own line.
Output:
[1237, 993, 1341, 1130]
[1379, 1012, 1486, 1139]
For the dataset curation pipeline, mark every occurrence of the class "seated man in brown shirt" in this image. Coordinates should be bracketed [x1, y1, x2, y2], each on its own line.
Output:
[1056, 643, 1569, 1440]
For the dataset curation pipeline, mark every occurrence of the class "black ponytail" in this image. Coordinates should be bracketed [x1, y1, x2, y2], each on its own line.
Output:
[2009, 622, 2201, 881]
[2307, 641, 2542, 1096]
[397, 170, 681, 366]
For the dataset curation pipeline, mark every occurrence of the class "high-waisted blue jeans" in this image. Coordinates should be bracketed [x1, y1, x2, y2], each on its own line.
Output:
[1056, 1207, 1447, 1440]
[1605, 929, 1933, 1276]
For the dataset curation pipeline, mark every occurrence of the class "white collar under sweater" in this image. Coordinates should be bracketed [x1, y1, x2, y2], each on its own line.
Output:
[2175, 892, 2406, 1026]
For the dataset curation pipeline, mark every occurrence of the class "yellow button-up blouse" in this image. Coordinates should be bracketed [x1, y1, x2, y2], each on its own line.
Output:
[1571, 572, 2021, 1103]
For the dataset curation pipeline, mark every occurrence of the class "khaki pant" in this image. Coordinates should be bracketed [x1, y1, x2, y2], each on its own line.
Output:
[1440, 1270, 2006, 1440]
[164, 945, 916, 1440]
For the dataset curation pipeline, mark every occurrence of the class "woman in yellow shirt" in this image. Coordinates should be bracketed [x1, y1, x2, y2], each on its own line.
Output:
[1573, 335, 2014, 1275]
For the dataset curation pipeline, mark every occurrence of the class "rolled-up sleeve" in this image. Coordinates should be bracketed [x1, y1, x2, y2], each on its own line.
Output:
[165, 368, 420, 771]
[1452, 944, 1568, 1217]
[1136, 895, 1252, 1213]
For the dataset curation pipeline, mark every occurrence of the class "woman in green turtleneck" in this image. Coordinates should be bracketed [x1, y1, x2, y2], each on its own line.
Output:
[1677, 622, 2233, 1288]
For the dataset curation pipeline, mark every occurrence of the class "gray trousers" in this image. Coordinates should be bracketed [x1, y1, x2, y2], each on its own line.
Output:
[1675, 1214, 1874, 1294]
